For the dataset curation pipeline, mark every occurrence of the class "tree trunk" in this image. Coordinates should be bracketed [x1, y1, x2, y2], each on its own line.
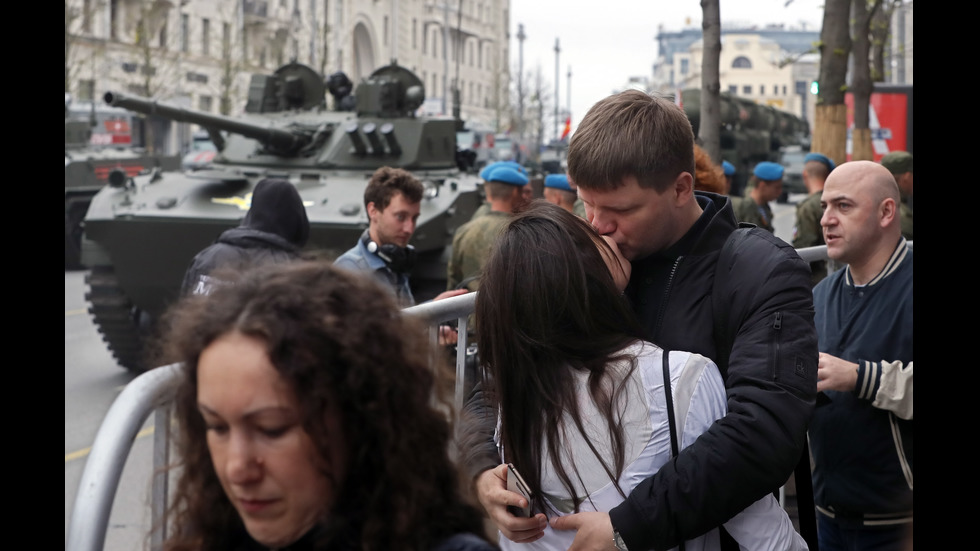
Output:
[699, 0, 722, 163]
[811, 0, 853, 165]
[870, 1, 895, 82]
[850, 0, 882, 162]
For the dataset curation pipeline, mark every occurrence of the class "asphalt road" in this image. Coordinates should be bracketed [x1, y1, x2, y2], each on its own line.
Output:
[64, 194, 806, 549]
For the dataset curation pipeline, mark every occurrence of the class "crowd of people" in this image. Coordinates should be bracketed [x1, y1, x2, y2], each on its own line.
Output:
[156, 87, 912, 550]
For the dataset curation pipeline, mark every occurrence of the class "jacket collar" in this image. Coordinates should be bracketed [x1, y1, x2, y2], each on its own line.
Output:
[844, 237, 910, 287]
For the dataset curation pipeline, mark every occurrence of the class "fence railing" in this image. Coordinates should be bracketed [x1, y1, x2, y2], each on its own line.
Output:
[65, 242, 910, 551]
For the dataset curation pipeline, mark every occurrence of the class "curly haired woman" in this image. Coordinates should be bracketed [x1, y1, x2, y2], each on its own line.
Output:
[157, 261, 496, 551]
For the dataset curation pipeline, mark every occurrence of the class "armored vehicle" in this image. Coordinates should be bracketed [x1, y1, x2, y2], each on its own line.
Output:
[83, 61, 481, 371]
[681, 89, 810, 196]
[65, 97, 180, 269]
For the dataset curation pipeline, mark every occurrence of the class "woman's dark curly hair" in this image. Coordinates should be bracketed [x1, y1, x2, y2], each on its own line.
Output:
[156, 261, 491, 550]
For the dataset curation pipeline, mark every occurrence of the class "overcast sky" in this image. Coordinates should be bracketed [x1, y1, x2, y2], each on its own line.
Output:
[509, 0, 825, 139]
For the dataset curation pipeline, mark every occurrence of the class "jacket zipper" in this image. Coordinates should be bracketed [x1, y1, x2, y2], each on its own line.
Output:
[654, 256, 683, 338]
[770, 311, 782, 381]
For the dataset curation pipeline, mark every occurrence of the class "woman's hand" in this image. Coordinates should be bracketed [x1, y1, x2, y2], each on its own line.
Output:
[475, 464, 547, 543]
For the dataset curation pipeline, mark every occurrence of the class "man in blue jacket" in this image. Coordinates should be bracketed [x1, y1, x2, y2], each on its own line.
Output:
[460, 89, 818, 550]
[810, 160, 913, 550]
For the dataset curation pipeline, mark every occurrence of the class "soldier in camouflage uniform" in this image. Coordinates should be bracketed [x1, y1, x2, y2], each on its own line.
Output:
[880, 151, 913, 240]
[732, 162, 784, 233]
[792, 152, 836, 287]
[448, 165, 528, 291]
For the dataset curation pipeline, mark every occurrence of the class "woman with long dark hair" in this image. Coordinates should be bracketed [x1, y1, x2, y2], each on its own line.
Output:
[475, 201, 805, 550]
[157, 261, 496, 551]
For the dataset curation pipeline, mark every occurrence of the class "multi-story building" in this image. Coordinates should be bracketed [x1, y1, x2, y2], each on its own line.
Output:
[652, 24, 819, 122]
[65, 0, 511, 154]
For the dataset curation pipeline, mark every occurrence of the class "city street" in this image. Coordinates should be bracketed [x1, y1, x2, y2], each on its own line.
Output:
[64, 194, 807, 549]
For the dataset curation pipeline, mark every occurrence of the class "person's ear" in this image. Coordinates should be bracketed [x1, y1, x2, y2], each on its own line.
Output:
[673, 171, 695, 206]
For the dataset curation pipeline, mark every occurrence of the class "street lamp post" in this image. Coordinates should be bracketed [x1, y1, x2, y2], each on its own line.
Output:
[554, 37, 560, 144]
[517, 23, 526, 144]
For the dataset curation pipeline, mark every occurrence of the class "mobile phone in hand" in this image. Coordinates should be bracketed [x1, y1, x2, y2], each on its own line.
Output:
[506, 463, 533, 518]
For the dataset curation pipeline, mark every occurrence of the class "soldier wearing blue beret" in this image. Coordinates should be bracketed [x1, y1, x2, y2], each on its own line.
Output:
[721, 160, 736, 195]
[449, 165, 529, 292]
[473, 162, 531, 220]
[732, 162, 783, 233]
[543, 173, 578, 214]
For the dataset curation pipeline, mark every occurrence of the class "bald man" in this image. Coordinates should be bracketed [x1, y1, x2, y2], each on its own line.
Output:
[810, 160, 913, 550]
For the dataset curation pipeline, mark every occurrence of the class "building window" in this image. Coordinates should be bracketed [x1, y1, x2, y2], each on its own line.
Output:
[110, 0, 118, 40]
[760, 84, 765, 95]
[181, 14, 189, 52]
[82, 0, 93, 33]
[732, 56, 752, 69]
[223, 22, 231, 57]
[782, 85, 787, 95]
[202, 19, 210, 56]
[728, 85, 737, 95]
[199, 95, 213, 112]
[78, 79, 96, 101]
[680, 58, 689, 75]
[383, 16, 388, 46]
[413, 18, 417, 49]
[742, 85, 751, 95]
[159, 20, 168, 49]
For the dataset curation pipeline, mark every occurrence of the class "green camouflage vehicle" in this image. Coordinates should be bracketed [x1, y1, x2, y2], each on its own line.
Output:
[65, 97, 180, 269]
[681, 89, 810, 196]
[83, 61, 481, 371]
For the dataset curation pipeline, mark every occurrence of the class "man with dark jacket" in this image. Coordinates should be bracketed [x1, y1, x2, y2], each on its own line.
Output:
[182, 178, 309, 295]
[460, 89, 818, 550]
[810, 160, 913, 549]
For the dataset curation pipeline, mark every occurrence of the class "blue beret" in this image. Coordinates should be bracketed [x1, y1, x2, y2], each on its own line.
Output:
[753, 161, 784, 181]
[480, 161, 527, 180]
[804, 152, 835, 171]
[544, 173, 573, 191]
[486, 165, 529, 187]
[722, 160, 735, 176]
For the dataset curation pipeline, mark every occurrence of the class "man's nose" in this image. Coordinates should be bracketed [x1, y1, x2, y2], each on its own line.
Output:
[590, 210, 614, 236]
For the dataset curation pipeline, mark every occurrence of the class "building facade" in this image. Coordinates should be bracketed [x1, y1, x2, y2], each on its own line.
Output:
[652, 24, 820, 122]
[65, 0, 511, 154]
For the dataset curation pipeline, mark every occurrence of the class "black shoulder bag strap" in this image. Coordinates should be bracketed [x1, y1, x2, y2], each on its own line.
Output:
[661, 349, 686, 551]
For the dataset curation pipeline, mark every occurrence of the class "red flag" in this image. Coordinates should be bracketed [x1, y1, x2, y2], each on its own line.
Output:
[675, 88, 683, 109]
[560, 116, 571, 141]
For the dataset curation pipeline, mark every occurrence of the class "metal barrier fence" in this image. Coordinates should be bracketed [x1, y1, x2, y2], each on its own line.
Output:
[65, 242, 911, 551]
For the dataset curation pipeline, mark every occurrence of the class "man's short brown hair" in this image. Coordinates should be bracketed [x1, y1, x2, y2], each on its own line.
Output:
[567, 89, 695, 193]
[364, 166, 424, 210]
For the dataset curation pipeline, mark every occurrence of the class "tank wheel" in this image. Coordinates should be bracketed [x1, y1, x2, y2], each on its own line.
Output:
[65, 201, 88, 270]
[85, 266, 146, 372]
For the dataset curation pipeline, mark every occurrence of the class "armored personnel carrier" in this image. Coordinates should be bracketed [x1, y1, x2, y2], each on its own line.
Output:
[65, 97, 180, 269]
[83, 61, 482, 371]
[681, 89, 810, 196]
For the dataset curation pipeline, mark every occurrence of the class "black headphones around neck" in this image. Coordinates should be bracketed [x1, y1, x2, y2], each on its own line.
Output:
[362, 232, 417, 274]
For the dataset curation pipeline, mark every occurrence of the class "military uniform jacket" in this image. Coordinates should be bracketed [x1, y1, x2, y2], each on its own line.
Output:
[447, 210, 510, 291]
[793, 190, 828, 286]
[731, 195, 775, 233]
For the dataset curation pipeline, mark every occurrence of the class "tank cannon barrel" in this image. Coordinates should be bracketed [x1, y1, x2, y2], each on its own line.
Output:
[103, 91, 309, 154]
